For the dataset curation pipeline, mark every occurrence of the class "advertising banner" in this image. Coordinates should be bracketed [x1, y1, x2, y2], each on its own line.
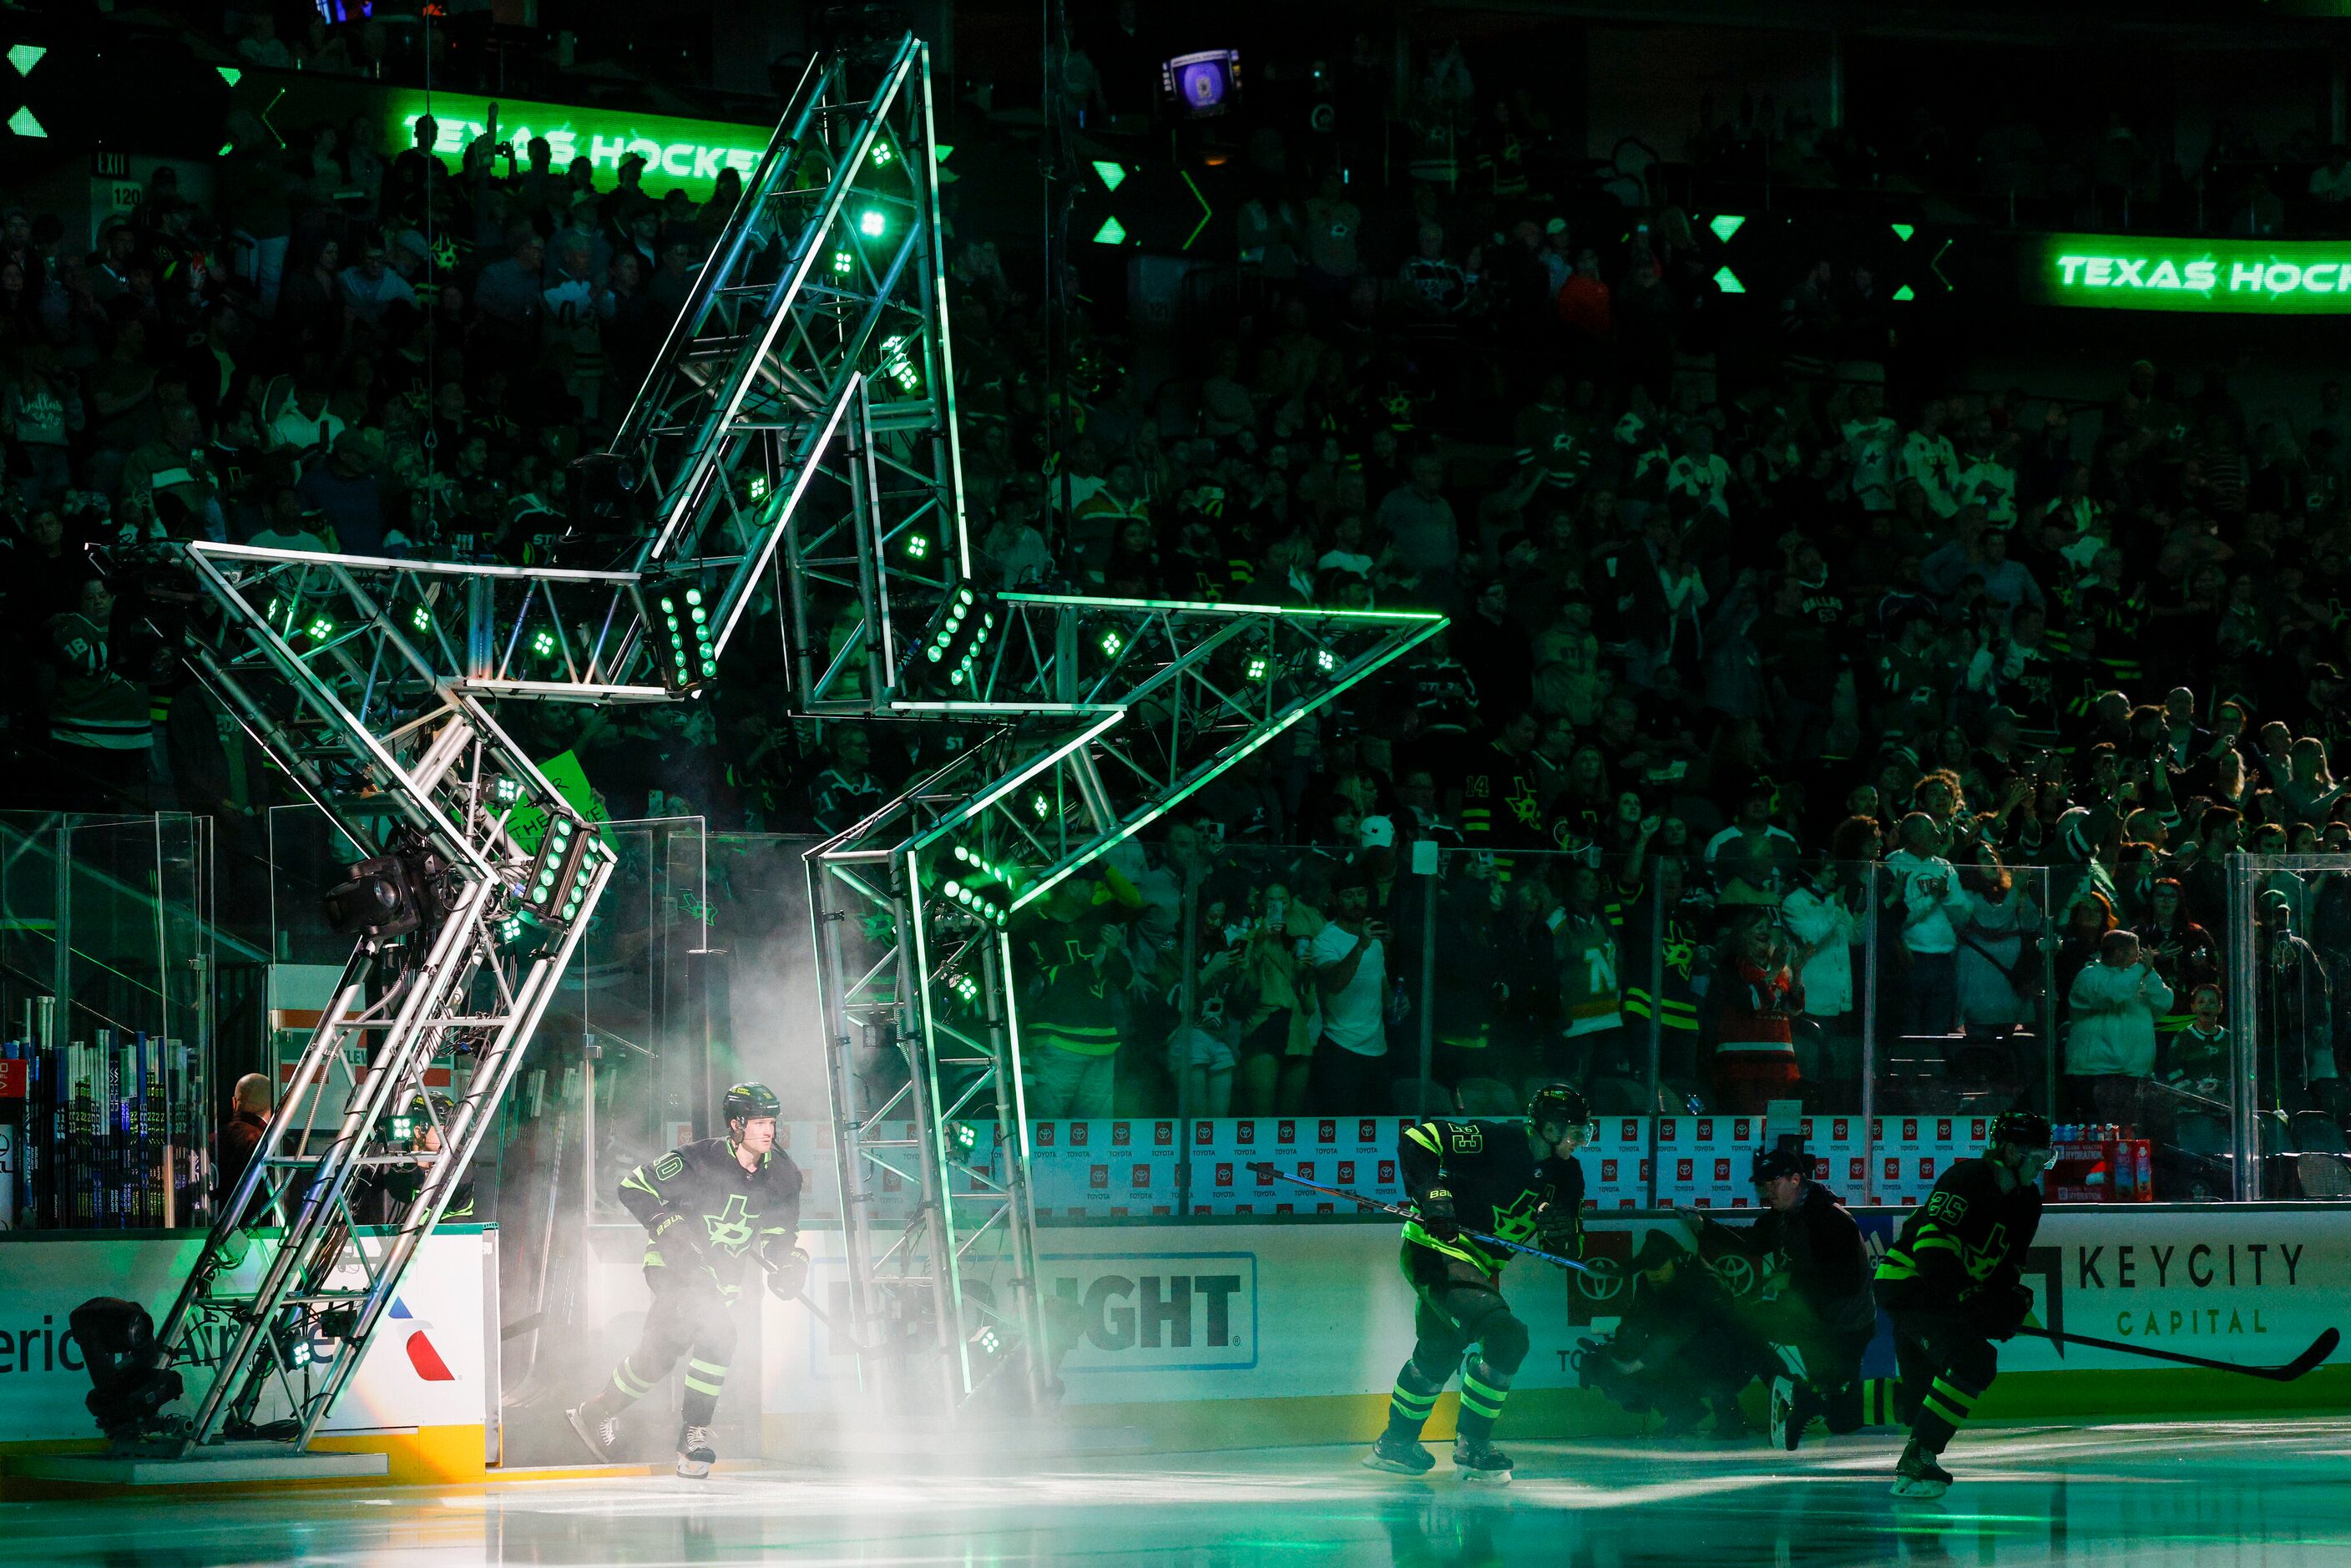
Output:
[0, 1229, 494, 1444]
[2024, 235, 2351, 314]
[382, 89, 771, 203]
[757, 1206, 2351, 1431]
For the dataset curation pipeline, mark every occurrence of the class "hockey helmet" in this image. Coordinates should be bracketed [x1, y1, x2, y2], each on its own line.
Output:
[1526, 1083, 1594, 1143]
[722, 1081, 781, 1128]
[1988, 1110, 2052, 1151]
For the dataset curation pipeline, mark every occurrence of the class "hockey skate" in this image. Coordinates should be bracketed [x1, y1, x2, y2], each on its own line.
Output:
[677, 1424, 717, 1479]
[1769, 1376, 1806, 1452]
[1363, 1430, 1437, 1475]
[1890, 1439, 1954, 1500]
[1453, 1436, 1514, 1485]
[566, 1399, 619, 1463]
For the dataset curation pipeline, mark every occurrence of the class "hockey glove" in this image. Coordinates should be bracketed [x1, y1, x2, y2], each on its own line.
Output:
[1418, 1187, 1461, 1243]
[651, 1211, 710, 1269]
[1969, 1280, 2034, 1341]
[764, 1244, 811, 1302]
[1533, 1201, 1580, 1253]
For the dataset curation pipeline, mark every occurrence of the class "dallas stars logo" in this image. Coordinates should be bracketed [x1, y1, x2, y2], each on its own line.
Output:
[704, 1193, 755, 1253]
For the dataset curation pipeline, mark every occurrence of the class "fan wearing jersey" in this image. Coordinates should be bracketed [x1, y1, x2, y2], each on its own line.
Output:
[1875, 1110, 2052, 1498]
[1363, 1085, 1590, 1485]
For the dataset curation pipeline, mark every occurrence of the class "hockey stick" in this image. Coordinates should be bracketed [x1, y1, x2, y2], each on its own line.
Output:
[2015, 1323, 2338, 1382]
[1244, 1162, 1597, 1276]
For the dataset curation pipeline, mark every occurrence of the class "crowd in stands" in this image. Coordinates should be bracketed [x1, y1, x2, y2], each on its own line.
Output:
[1, 20, 2345, 1186]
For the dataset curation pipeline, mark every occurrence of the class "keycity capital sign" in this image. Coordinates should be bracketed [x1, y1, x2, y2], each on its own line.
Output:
[2028, 234, 2351, 313]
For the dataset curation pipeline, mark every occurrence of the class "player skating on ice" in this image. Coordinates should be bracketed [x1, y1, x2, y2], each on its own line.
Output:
[1363, 1084, 1591, 1485]
[1676, 1140, 1874, 1451]
[569, 1083, 806, 1477]
[1873, 1109, 2051, 1499]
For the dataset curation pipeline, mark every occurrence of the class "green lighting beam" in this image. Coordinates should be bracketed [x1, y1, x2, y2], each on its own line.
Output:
[1181, 169, 1212, 250]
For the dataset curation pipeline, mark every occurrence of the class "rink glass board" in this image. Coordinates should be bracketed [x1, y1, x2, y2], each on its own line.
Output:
[736, 1209, 2351, 1438]
[2025, 235, 2351, 312]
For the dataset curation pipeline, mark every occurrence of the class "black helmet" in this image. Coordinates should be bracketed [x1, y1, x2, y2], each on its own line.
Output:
[1526, 1083, 1593, 1140]
[722, 1082, 781, 1127]
[1751, 1143, 1811, 1184]
[1989, 1110, 2052, 1149]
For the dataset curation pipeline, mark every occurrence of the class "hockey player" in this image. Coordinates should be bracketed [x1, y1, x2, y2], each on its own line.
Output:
[569, 1083, 806, 1477]
[1874, 1109, 2052, 1498]
[1676, 1141, 1873, 1450]
[1364, 1083, 1590, 1485]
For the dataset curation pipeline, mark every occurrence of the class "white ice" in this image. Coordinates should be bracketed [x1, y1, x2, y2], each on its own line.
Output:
[8, 1417, 2350, 1565]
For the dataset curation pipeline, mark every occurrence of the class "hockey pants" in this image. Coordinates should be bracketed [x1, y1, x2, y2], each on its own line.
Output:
[1889, 1307, 1998, 1455]
[1385, 1252, 1532, 1445]
[601, 1264, 738, 1428]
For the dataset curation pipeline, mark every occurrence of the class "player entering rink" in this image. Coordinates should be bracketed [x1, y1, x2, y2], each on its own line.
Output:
[569, 1083, 807, 1477]
[1363, 1084, 1592, 1485]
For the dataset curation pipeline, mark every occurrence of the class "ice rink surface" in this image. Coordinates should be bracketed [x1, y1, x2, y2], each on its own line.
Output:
[11, 1417, 2351, 1566]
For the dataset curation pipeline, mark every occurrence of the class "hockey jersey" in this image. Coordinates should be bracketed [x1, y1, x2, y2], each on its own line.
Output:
[1875, 1156, 2043, 1310]
[619, 1136, 803, 1292]
[1398, 1117, 1585, 1273]
[1551, 914, 1622, 1036]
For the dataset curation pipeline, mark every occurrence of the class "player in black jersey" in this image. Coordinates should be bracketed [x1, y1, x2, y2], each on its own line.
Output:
[568, 1083, 806, 1477]
[1678, 1141, 1873, 1451]
[1874, 1110, 2052, 1498]
[1363, 1083, 1590, 1485]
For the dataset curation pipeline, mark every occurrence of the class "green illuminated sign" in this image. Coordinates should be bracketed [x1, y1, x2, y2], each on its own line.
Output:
[2029, 234, 2351, 313]
[384, 89, 771, 201]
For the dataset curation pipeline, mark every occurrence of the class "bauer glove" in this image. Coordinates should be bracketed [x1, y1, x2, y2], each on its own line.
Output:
[763, 1243, 811, 1302]
[1418, 1187, 1460, 1243]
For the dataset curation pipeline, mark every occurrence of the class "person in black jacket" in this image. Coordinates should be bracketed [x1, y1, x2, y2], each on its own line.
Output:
[211, 1072, 274, 1226]
[1363, 1084, 1590, 1485]
[1874, 1109, 2052, 1499]
[1679, 1141, 1875, 1451]
[568, 1083, 804, 1478]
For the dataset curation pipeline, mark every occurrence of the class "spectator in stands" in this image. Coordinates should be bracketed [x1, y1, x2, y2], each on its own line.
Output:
[2064, 929, 2172, 1125]
[1307, 864, 1391, 1112]
[1883, 812, 1970, 1038]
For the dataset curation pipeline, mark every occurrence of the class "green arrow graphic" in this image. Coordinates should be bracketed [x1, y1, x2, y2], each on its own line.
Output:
[1181, 169, 1212, 250]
